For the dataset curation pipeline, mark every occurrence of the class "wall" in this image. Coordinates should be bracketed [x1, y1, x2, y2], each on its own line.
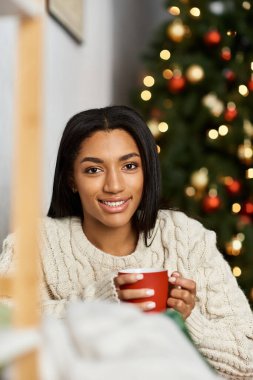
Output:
[43, 0, 114, 212]
[112, 0, 167, 105]
[0, 0, 166, 246]
[0, 17, 19, 246]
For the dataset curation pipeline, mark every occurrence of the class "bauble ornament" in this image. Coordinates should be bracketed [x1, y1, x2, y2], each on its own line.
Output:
[247, 78, 253, 91]
[220, 47, 231, 61]
[223, 69, 235, 82]
[202, 193, 221, 212]
[224, 103, 238, 122]
[241, 200, 253, 217]
[168, 74, 186, 93]
[204, 29, 221, 46]
[224, 177, 241, 195]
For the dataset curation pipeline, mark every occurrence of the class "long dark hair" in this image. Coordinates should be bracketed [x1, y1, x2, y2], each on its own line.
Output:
[48, 105, 161, 244]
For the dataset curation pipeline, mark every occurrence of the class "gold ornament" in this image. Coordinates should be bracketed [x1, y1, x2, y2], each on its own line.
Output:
[190, 167, 209, 190]
[186, 64, 204, 83]
[238, 139, 253, 165]
[167, 20, 186, 43]
[225, 236, 243, 256]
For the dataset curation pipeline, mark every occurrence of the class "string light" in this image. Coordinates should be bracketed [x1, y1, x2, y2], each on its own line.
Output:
[230, 238, 242, 256]
[238, 139, 253, 161]
[143, 76, 155, 87]
[160, 50, 171, 60]
[190, 7, 201, 17]
[238, 84, 249, 96]
[232, 203, 241, 213]
[242, 1, 251, 10]
[251, 62, 253, 71]
[185, 186, 196, 197]
[243, 119, 253, 137]
[147, 119, 160, 137]
[141, 90, 152, 101]
[163, 69, 173, 79]
[168, 6, 180, 16]
[218, 124, 229, 136]
[208, 129, 219, 139]
[237, 233, 245, 242]
[157, 145, 161, 154]
[158, 122, 169, 132]
[167, 20, 186, 43]
[232, 266, 242, 277]
[246, 168, 253, 178]
[227, 30, 237, 37]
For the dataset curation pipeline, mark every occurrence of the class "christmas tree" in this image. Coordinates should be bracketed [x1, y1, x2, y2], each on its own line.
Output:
[132, 0, 253, 306]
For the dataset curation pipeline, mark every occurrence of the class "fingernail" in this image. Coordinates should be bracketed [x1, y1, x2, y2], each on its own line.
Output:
[146, 289, 155, 296]
[136, 274, 144, 280]
[169, 276, 176, 283]
[146, 301, 156, 310]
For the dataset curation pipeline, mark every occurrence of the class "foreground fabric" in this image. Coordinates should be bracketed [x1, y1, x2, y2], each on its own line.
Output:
[1, 301, 221, 380]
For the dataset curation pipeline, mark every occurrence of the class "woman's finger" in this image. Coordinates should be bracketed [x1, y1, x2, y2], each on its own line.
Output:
[126, 300, 156, 312]
[170, 288, 196, 305]
[167, 272, 196, 320]
[117, 288, 155, 301]
[167, 297, 192, 319]
[114, 273, 143, 288]
[169, 276, 196, 295]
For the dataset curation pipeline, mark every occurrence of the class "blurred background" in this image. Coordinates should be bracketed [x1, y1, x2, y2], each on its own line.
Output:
[0, 0, 252, 305]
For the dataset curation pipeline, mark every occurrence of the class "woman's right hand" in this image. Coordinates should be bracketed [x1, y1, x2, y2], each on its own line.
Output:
[114, 273, 156, 311]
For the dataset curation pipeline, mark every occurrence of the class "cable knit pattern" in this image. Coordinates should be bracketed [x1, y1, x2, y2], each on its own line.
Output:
[1, 210, 253, 379]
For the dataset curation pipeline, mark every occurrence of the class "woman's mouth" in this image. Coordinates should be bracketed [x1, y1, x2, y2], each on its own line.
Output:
[98, 198, 130, 213]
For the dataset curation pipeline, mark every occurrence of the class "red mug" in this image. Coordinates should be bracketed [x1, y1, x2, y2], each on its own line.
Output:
[118, 268, 169, 313]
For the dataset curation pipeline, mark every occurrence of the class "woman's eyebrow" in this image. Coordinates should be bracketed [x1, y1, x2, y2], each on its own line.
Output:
[80, 157, 103, 164]
[119, 153, 140, 161]
[80, 152, 140, 164]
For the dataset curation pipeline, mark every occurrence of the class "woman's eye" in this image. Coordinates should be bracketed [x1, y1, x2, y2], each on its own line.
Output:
[85, 167, 102, 174]
[124, 163, 138, 170]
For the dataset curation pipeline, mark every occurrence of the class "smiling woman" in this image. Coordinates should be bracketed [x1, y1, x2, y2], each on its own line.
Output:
[72, 129, 144, 253]
[1, 105, 253, 378]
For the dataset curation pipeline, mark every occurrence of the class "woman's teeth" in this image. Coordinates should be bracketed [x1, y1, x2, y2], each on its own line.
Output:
[102, 200, 126, 207]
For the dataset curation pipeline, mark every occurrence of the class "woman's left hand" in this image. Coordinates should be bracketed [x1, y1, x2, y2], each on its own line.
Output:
[167, 271, 196, 320]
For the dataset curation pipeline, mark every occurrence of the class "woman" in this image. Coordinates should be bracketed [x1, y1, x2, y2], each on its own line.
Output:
[1, 105, 253, 378]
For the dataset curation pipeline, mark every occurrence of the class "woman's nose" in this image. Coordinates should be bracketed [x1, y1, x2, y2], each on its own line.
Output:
[103, 169, 124, 193]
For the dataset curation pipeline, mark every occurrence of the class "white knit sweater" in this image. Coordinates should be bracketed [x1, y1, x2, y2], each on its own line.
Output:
[1, 210, 253, 379]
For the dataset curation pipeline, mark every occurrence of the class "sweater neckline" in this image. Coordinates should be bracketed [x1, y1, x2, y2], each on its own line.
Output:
[70, 217, 147, 264]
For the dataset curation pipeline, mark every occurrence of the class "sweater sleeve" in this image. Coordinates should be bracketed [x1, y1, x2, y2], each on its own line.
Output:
[0, 232, 119, 319]
[185, 226, 253, 379]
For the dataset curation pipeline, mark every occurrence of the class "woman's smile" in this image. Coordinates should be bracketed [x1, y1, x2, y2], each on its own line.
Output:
[98, 197, 132, 213]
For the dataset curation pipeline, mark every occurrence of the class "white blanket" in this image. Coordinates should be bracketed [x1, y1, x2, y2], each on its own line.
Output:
[0, 301, 221, 380]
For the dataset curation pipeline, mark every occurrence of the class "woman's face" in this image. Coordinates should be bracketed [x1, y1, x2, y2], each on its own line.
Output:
[72, 129, 144, 231]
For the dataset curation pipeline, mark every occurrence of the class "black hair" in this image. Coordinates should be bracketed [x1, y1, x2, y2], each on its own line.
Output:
[47, 105, 161, 244]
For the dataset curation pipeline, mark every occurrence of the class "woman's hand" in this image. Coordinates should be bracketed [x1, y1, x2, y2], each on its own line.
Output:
[114, 273, 156, 312]
[167, 271, 196, 320]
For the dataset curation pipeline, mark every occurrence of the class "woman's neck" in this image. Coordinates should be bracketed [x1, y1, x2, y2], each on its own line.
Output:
[82, 221, 138, 257]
